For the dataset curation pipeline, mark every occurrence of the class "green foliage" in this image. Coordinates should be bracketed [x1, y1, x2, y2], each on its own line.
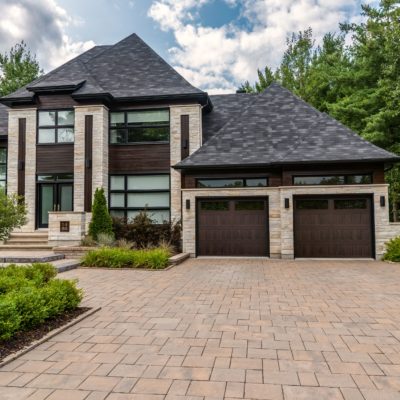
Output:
[382, 236, 400, 262]
[0, 264, 82, 341]
[96, 232, 115, 247]
[0, 41, 42, 96]
[81, 247, 171, 269]
[88, 188, 114, 240]
[0, 192, 27, 241]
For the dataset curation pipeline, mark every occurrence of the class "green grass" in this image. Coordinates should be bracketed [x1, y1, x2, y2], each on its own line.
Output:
[81, 247, 171, 269]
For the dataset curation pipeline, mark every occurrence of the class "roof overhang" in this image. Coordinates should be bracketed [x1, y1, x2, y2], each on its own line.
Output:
[27, 80, 86, 94]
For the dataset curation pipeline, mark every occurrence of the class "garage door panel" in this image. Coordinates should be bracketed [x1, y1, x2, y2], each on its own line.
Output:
[294, 196, 373, 258]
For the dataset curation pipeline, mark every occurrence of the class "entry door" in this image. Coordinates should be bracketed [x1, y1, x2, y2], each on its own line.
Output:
[38, 183, 73, 228]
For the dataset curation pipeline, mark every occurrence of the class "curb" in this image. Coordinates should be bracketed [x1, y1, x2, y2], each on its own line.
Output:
[0, 307, 101, 369]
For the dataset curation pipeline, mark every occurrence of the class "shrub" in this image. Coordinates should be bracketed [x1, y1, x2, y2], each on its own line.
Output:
[81, 247, 171, 269]
[115, 238, 134, 249]
[0, 299, 21, 341]
[0, 192, 27, 241]
[24, 263, 57, 285]
[97, 232, 115, 247]
[81, 235, 96, 247]
[89, 188, 114, 241]
[383, 236, 400, 262]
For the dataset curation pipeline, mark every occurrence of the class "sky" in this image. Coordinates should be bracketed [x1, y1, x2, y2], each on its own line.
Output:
[0, 0, 376, 94]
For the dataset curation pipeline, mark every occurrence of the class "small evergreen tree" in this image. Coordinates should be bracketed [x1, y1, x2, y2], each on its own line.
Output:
[88, 188, 114, 240]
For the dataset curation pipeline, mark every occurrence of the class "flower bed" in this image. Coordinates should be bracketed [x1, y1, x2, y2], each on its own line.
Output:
[0, 263, 82, 342]
[81, 247, 171, 269]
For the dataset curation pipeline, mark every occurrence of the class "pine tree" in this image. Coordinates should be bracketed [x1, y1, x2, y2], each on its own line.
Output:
[88, 188, 114, 240]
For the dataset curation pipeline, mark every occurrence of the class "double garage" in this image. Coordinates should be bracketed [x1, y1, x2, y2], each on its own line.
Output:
[196, 195, 374, 258]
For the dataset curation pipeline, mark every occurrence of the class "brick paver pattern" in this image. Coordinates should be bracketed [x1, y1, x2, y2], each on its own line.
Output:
[1, 259, 400, 400]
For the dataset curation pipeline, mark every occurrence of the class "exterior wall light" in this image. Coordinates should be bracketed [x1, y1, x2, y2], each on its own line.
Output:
[284, 198, 290, 209]
[380, 196, 386, 207]
[186, 199, 190, 210]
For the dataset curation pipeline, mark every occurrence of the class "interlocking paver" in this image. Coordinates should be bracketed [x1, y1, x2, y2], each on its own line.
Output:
[1, 259, 400, 400]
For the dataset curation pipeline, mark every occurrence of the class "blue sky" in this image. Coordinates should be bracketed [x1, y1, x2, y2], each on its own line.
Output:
[0, 0, 374, 93]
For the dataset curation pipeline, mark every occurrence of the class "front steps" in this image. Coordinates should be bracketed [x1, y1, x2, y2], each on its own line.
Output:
[2, 232, 53, 251]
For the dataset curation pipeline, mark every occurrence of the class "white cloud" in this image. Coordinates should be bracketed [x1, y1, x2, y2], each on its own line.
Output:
[148, 0, 366, 93]
[0, 0, 95, 72]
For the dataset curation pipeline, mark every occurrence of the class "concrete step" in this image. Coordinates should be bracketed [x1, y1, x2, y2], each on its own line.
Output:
[0, 253, 64, 263]
[6, 239, 49, 244]
[9, 232, 48, 239]
[52, 259, 80, 273]
[0, 245, 54, 251]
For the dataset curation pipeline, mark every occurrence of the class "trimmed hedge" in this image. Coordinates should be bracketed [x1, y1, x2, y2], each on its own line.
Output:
[0, 263, 82, 341]
[382, 236, 400, 262]
[81, 247, 171, 269]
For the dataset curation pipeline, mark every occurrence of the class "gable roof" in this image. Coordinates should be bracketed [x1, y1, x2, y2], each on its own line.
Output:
[1, 34, 208, 106]
[176, 83, 400, 169]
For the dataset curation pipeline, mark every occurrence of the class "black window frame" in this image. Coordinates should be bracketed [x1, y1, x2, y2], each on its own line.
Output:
[196, 177, 269, 188]
[109, 108, 170, 145]
[292, 174, 373, 186]
[37, 109, 75, 145]
[0, 146, 7, 193]
[108, 173, 171, 224]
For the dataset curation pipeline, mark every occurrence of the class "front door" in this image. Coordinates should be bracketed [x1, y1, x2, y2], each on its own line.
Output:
[38, 183, 73, 228]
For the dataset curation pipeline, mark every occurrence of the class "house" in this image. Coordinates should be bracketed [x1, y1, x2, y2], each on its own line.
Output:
[0, 33, 399, 259]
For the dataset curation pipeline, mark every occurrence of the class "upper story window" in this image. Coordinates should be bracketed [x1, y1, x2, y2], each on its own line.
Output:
[0, 147, 6, 192]
[196, 178, 268, 188]
[293, 174, 372, 186]
[110, 109, 169, 144]
[38, 110, 74, 144]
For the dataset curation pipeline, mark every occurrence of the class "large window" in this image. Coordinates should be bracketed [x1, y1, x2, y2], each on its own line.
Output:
[197, 178, 268, 188]
[0, 147, 6, 192]
[293, 174, 372, 186]
[109, 174, 170, 223]
[38, 110, 74, 144]
[110, 109, 169, 144]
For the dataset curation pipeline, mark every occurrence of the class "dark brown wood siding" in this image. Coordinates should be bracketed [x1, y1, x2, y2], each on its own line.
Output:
[181, 115, 189, 160]
[109, 144, 170, 173]
[36, 145, 74, 173]
[84, 115, 93, 212]
[36, 95, 79, 109]
[17, 119, 26, 196]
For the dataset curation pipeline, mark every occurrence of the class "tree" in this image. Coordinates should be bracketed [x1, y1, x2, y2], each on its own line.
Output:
[0, 41, 42, 96]
[0, 192, 27, 241]
[88, 188, 114, 240]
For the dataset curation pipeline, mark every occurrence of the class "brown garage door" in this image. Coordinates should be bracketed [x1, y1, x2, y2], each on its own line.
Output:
[197, 198, 269, 256]
[294, 196, 373, 258]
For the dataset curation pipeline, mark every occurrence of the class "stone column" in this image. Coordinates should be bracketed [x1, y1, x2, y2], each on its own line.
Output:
[169, 104, 202, 222]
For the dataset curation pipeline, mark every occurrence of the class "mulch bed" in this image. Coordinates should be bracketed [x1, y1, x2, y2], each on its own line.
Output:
[0, 307, 90, 362]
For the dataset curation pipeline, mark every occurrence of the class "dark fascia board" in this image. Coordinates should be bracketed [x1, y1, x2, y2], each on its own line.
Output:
[0, 96, 35, 107]
[174, 157, 400, 170]
[26, 80, 86, 94]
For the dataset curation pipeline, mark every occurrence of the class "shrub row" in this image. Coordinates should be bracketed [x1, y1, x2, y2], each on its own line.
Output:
[383, 236, 400, 262]
[81, 247, 171, 269]
[0, 263, 82, 341]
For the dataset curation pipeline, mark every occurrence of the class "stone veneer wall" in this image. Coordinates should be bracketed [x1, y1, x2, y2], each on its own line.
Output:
[170, 104, 202, 222]
[7, 108, 36, 232]
[48, 212, 86, 247]
[181, 184, 400, 259]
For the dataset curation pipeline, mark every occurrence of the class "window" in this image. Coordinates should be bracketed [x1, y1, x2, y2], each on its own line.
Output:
[200, 201, 229, 211]
[296, 199, 329, 209]
[197, 178, 268, 188]
[293, 174, 372, 186]
[0, 147, 6, 192]
[38, 110, 74, 144]
[334, 199, 367, 209]
[109, 174, 170, 223]
[235, 200, 265, 211]
[110, 109, 169, 144]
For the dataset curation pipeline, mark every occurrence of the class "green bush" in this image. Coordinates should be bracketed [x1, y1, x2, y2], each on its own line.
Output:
[0, 264, 82, 342]
[383, 236, 400, 262]
[89, 188, 114, 241]
[81, 247, 171, 269]
[0, 191, 27, 241]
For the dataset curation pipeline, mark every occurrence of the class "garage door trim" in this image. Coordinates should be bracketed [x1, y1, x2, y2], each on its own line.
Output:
[293, 194, 375, 259]
[195, 196, 270, 257]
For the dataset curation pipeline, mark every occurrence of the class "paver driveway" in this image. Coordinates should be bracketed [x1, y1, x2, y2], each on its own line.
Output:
[1, 259, 400, 400]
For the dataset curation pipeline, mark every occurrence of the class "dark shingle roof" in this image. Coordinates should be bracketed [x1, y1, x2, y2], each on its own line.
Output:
[1, 34, 205, 104]
[0, 104, 8, 136]
[177, 83, 399, 168]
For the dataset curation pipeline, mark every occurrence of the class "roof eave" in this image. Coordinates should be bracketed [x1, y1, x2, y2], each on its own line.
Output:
[0, 96, 35, 107]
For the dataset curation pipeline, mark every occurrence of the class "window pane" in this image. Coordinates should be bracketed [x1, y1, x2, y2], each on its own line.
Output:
[0, 180, 5, 192]
[293, 176, 345, 185]
[37, 175, 55, 182]
[110, 193, 125, 207]
[58, 128, 74, 143]
[38, 128, 56, 143]
[347, 175, 372, 184]
[127, 126, 169, 142]
[246, 178, 268, 187]
[110, 210, 125, 218]
[0, 148, 6, 163]
[110, 129, 126, 143]
[200, 201, 229, 211]
[127, 110, 169, 124]
[296, 199, 329, 209]
[127, 210, 169, 224]
[0, 165, 6, 180]
[110, 176, 125, 190]
[235, 200, 265, 211]
[127, 192, 169, 208]
[197, 179, 244, 188]
[39, 111, 56, 126]
[58, 110, 74, 125]
[127, 175, 169, 190]
[110, 112, 125, 126]
[334, 199, 367, 209]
